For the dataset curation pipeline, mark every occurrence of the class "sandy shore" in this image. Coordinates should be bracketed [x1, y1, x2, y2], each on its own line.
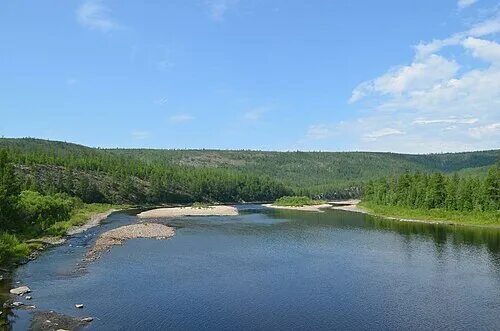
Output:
[331, 203, 366, 214]
[85, 223, 175, 261]
[263, 203, 333, 212]
[138, 205, 239, 218]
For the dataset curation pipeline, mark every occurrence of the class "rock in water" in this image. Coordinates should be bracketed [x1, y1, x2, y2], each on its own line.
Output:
[75, 304, 84, 309]
[81, 317, 93, 323]
[25, 296, 32, 300]
[10, 286, 31, 295]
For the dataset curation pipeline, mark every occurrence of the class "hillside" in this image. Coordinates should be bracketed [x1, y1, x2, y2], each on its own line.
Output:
[0, 138, 498, 202]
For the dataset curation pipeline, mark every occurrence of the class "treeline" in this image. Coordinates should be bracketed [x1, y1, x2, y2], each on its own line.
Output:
[3, 138, 499, 201]
[0, 141, 291, 204]
[0, 150, 81, 235]
[363, 166, 499, 212]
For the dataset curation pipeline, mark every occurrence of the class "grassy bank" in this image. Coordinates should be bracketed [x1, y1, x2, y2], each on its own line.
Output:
[0, 203, 124, 267]
[273, 196, 327, 207]
[359, 201, 500, 227]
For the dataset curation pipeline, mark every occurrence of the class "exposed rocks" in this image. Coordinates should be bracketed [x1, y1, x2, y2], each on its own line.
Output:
[81, 317, 93, 322]
[25, 296, 32, 300]
[30, 310, 91, 331]
[85, 223, 175, 261]
[74, 304, 84, 309]
[10, 286, 31, 296]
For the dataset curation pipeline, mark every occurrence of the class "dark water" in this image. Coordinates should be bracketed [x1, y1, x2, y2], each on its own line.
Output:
[2, 206, 500, 330]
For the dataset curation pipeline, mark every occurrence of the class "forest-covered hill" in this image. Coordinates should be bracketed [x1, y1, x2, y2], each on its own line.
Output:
[0, 138, 498, 203]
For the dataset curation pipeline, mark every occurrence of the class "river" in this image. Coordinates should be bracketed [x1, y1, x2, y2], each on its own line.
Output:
[2, 206, 499, 330]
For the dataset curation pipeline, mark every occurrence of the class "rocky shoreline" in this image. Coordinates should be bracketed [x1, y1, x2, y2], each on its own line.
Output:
[85, 223, 176, 261]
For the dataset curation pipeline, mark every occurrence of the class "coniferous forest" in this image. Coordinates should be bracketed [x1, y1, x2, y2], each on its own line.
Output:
[0, 137, 499, 265]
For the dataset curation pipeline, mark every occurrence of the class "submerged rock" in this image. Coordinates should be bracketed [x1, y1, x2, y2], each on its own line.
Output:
[10, 285, 31, 296]
[30, 311, 89, 331]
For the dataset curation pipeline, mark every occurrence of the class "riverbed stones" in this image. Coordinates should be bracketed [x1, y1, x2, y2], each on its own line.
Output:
[10, 285, 31, 295]
[25, 295, 32, 300]
[85, 223, 175, 261]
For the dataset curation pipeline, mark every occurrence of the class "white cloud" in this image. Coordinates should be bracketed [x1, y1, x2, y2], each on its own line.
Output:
[350, 55, 459, 102]
[458, 0, 478, 9]
[131, 130, 150, 140]
[169, 114, 194, 123]
[412, 117, 478, 125]
[463, 37, 500, 64]
[336, 13, 500, 153]
[205, 0, 238, 21]
[76, 0, 120, 32]
[364, 128, 404, 141]
[469, 122, 500, 138]
[414, 15, 500, 59]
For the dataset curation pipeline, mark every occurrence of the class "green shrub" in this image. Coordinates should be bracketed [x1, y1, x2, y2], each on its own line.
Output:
[0, 233, 30, 266]
[273, 196, 327, 207]
[17, 190, 81, 235]
[192, 202, 212, 209]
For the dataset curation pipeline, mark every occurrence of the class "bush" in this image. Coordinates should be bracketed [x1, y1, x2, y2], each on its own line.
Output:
[192, 202, 212, 209]
[17, 190, 82, 235]
[273, 196, 327, 207]
[0, 233, 30, 266]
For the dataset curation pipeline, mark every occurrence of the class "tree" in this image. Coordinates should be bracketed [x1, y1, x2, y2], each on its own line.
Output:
[0, 150, 20, 231]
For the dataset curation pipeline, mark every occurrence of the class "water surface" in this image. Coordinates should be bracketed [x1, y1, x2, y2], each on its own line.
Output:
[3, 206, 500, 330]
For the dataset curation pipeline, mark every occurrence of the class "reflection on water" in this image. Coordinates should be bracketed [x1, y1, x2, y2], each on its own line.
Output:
[1, 207, 499, 330]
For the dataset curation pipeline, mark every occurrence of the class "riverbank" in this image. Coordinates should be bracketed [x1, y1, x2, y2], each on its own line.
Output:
[138, 205, 239, 218]
[0, 204, 125, 268]
[263, 203, 333, 212]
[338, 201, 500, 228]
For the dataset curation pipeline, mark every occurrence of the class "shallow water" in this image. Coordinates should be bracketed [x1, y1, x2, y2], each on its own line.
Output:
[3, 206, 500, 330]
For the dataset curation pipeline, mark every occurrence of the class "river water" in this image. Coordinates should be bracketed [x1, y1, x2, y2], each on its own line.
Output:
[2, 206, 499, 330]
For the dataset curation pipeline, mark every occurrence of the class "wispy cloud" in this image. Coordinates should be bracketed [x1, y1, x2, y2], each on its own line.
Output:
[458, 0, 479, 10]
[76, 0, 120, 32]
[169, 114, 194, 123]
[469, 122, 500, 138]
[131, 130, 151, 140]
[412, 117, 478, 125]
[306, 124, 336, 140]
[341, 9, 500, 152]
[205, 0, 238, 21]
[243, 106, 269, 121]
[364, 128, 404, 141]
[155, 97, 169, 106]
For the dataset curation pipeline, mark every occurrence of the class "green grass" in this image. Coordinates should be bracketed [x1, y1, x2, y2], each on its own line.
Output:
[0, 203, 126, 267]
[359, 201, 500, 227]
[0, 233, 31, 265]
[45, 203, 123, 236]
[273, 196, 327, 207]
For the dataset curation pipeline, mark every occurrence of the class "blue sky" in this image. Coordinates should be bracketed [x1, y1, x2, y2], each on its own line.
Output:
[1, 0, 499, 152]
